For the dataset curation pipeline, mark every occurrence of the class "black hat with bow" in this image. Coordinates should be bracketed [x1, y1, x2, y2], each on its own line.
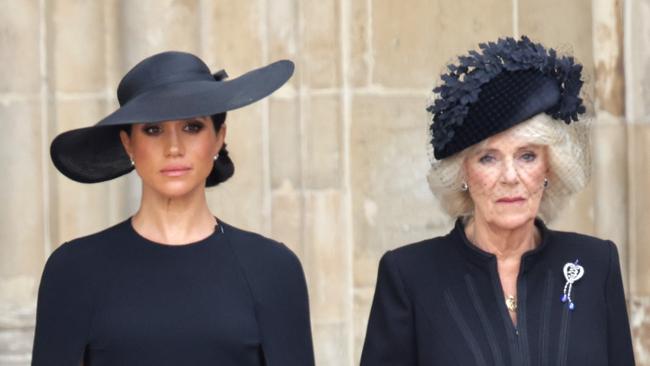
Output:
[51, 51, 294, 184]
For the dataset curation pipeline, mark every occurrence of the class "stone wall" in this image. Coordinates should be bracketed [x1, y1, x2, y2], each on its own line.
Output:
[0, 0, 647, 365]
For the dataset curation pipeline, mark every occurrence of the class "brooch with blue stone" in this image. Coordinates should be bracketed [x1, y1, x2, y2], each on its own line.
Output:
[561, 259, 585, 310]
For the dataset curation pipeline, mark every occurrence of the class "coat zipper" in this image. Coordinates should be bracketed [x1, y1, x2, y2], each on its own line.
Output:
[516, 276, 530, 366]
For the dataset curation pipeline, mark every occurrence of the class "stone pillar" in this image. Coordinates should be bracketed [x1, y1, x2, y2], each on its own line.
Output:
[119, 0, 200, 67]
[50, 0, 111, 244]
[590, 0, 628, 281]
[201, 0, 269, 234]
[295, 0, 353, 364]
[624, 0, 650, 363]
[0, 1, 45, 364]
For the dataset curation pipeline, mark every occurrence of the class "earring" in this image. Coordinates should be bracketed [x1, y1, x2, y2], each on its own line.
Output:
[461, 182, 468, 191]
[213, 155, 219, 161]
[130, 157, 135, 167]
[543, 178, 549, 188]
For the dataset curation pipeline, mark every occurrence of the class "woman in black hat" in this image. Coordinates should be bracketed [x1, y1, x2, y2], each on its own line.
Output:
[32, 52, 314, 366]
[360, 37, 634, 366]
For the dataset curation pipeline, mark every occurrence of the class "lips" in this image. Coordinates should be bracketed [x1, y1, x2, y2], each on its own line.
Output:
[160, 165, 192, 177]
[497, 197, 525, 203]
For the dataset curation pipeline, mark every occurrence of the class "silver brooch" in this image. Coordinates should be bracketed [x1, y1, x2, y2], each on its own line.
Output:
[561, 259, 585, 310]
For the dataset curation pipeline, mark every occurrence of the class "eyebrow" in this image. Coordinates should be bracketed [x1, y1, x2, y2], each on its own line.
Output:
[475, 144, 541, 154]
[184, 117, 208, 123]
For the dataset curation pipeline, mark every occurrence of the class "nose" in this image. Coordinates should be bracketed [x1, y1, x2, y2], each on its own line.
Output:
[500, 158, 519, 185]
[164, 126, 184, 157]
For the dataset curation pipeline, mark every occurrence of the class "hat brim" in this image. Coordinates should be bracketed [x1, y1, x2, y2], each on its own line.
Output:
[51, 60, 294, 183]
[51, 125, 133, 183]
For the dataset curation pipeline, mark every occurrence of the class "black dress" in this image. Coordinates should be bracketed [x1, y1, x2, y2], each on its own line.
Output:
[31, 218, 315, 366]
[360, 218, 635, 366]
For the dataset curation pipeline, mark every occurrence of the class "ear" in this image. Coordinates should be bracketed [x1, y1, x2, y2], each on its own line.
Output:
[119, 130, 133, 159]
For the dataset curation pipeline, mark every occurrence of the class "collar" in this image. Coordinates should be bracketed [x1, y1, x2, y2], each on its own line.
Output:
[452, 217, 552, 271]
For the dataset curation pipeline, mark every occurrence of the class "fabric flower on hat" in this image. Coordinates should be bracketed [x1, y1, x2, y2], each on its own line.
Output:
[427, 36, 586, 160]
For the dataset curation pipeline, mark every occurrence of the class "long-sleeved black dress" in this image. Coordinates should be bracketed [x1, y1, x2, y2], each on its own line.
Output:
[32, 218, 315, 366]
[361, 218, 635, 366]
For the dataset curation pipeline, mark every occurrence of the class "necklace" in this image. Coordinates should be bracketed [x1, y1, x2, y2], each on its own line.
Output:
[505, 295, 517, 312]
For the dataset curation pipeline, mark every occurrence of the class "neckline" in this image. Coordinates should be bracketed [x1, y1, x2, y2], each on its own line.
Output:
[453, 217, 551, 265]
[125, 216, 223, 249]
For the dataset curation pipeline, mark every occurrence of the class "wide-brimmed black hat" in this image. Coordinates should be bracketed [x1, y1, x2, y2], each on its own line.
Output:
[51, 51, 294, 183]
[427, 36, 586, 159]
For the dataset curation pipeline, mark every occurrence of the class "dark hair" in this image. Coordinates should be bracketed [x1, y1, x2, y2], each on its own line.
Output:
[120, 113, 234, 187]
[205, 113, 234, 187]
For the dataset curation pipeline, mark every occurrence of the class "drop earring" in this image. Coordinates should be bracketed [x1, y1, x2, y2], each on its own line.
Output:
[543, 177, 549, 188]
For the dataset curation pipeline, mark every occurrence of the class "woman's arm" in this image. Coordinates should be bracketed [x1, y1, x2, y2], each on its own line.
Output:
[32, 243, 92, 366]
[360, 251, 417, 366]
[604, 241, 635, 365]
[260, 247, 315, 366]
[226, 234, 315, 366]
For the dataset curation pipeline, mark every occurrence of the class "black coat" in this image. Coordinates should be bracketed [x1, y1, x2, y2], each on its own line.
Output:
[361, 218, 634, 366]
[31, 218, 315, 366]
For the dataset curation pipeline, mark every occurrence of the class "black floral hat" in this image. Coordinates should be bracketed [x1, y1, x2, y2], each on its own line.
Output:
[427, 36, 585, 160]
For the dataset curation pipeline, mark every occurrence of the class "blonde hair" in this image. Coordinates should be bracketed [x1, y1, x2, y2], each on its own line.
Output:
[427, 113, 591, 221]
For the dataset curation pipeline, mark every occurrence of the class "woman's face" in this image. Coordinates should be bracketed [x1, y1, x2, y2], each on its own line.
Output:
[119, 117, 225, 198]
[463, 127, 548, 230]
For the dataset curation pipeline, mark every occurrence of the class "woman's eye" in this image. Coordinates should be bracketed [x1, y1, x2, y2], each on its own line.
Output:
[479, 155, 495, 164]
[184, 121, 205, 133]
[520, 152, 537, 162]
[142, 125, 161, 135]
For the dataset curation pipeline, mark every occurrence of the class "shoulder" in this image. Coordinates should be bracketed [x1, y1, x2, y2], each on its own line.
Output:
[545, 227, 617, 262]
[385, 227, 458, 265]
[220, 222, 309, 306]
[221, 222, 303, 274]
[45, 219, 129, 272]
[40, 221, 128, 296]
[389, 234, 453, 260]
[547, 227, 613, 249]
[378, 230, 460, 285]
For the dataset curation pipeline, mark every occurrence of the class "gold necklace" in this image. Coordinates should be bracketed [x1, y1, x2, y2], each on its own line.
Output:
[505, 295, 517, 312]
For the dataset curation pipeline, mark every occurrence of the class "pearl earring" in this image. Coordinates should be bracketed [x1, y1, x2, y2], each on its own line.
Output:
[130, 158, 135, 167]
[461, 182, 468, 191]
[213, 155, 219, 161]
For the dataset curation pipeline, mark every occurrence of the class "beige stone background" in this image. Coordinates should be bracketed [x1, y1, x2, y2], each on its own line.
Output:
[0, 0, 648, 365]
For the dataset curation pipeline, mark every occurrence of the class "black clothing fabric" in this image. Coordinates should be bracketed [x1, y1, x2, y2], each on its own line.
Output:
[361, 218, 635, 366]
[32, 218, 314, 366]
